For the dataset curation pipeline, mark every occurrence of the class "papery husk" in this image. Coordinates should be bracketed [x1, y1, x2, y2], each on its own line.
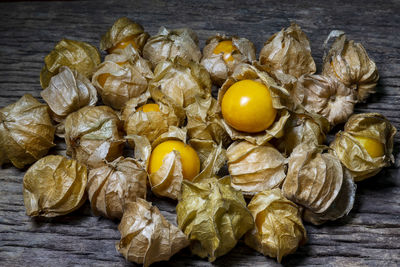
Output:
[117, 198, 189, 267]
[41, 66, 98, 136]
[149, 57, 212, 108]
[330, 113, 397, 181]
[185, 96, 231, 147]
[64, 106, 124, 169]
[244, 189, 307, 263]
[100, 17, 149, 53]
[40, 39, 101, 89]
[143, 27, 202, 67]
[176, 177, 254, 262]
[87, 156, 147, 220]
[259, 23, 316, 88]
[23, 155, 87, 217]
[322, 32, 379, 102]
[217, 63, 292, 145]
[0, 94, 55, 168]
[274, 110, 330, 156]
[293, 74, 357, 126]
[227, 141, 287, 196]
[201, 34, 256, 85]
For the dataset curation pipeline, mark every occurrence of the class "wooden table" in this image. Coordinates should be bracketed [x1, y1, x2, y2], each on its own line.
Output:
[1, 0, 399, 266]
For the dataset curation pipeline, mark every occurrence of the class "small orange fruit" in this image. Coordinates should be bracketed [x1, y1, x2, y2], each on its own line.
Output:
[213, 40, 237, 62]
[137, 103, 160, 113]
[354, 136, 384, 158]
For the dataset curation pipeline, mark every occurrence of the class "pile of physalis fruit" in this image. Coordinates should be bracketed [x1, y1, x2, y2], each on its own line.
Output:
[0, 17, 397, 265]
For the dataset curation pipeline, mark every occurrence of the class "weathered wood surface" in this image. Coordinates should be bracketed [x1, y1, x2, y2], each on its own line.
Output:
[0, 0, 399, 266]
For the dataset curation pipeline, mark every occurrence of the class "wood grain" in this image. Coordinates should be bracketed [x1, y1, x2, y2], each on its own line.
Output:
[0, 0, 399, 266]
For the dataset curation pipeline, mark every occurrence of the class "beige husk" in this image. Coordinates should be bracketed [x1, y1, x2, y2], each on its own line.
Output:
[322, 32, 379, 102]
[64, 106, 124, 169]
[244, 189, 307, 263]
[87, 156, 147, 220]
[293, 74, 357, 126]
[116, 198, 189, 267]
[176, 177, 254, 262]
[40, 39, 101, 89]
[149, 57, 212, 108]
[330, 113, 397, 181]
[0, 94, 55, 169]
[143, 27, 202, 67]
[100, 17, 149, 52]
[23, 155, 87, 217]
[201, 34, 256, 85]
[227, 141, 287, 196]
[217, 63, 292, 145]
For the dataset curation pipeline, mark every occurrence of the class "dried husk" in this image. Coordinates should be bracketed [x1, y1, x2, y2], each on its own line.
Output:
[64, 106, 124, 169]
[330, 113, 397, 181]
[201, 34, 256, 85]
[117, 198, 189, 267]
[87, 156, 147, 220]
[143, 27, 202, 67]
[185, 96, 231, 147]
[0, 94, 55, 169]
[322, 32, 379, 102]
[217, 63, 292, 145]
[227, 141, 287, 196]
[282, 144, 356, 223]
[259, 23, 316, 88]
[23, 155, 87, 217]
[40, 39, 101, 89]
[244, 189, 307, 263]
[149, 57, 212, 108]
[176, 177, 254, 262]
[100, 17, 149, 53]
[293, 74, 357, 126]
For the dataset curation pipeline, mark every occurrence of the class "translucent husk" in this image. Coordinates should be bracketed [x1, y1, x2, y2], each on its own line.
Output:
[40, 39, 101, 89]
[0, 94, 55, 169]
[87, 156, 147, 220]
[117, 198, 189, 267]
[217, 63, 292, 145]
[23, 155, 87, 217]
[185, 96, 231, 147]
[322, 32, 379, 102]
[227, 141, 287, 196]
[293, 74, 357, 126]
[176, 177, 254, 262]
[143, 27, 202, 67]
[259, 23, 316, 89]
[330, 113, 397, 181]
[100, 17, 149, 53]
[149, 57, 212, 108]
[244, 189, 307, 263]
[64, 106, 124, 169]
[201, 34, 256, 85]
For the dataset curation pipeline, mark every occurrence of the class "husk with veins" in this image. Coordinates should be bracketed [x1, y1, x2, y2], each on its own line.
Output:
[244, 189, 307, 263]
[185, 95, 231, 147]
[64, 106, 124, 169]
[149, 57, 212, 108]
[40, 39, 101, 89]
[100, 17, 149, 53]
[176, 177, 254, 262]
[227, 141, 287, 196]
[293, 74, 357, 126]
[117, 198, 189, 267]
[201, 34, 256, 85]
[143, 27, 202, 67]
[0, 94, 55, 169]
[87, 156, 147, 220]
[282, 144, 356, 224]
[217, 63, 292, 146]
[330, 113, 397, 181]
[23, 155, 87, 217]
[322, 32, 379, 102]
